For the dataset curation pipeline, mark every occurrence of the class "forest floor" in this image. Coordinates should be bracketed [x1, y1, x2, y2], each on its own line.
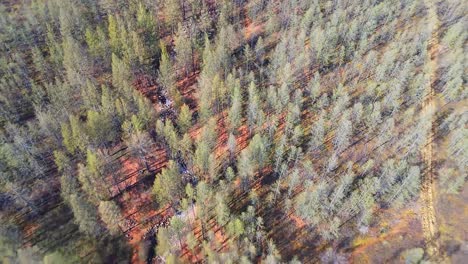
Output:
[350, 207, 423, 263]
[108, 144, 170, 263]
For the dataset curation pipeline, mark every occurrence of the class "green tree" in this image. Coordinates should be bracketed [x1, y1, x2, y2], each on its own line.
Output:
[177, 104, 192, 134]
[77, 161, 107, 202]
[158, 41, 175, 90]
[86, 110, 116, 147]
[238, 148, 254, 191]
[389, 166, 421, 207]
[215, 193, 230, 226]
[61, 115, 88, 154]
[194, 141, 210, 177]
[85, 26, 109, 62]
[43, 251, 79, 264]
[81, 80, 101, 111]
[98, 200, 122, 235]
[247, 81, 261, 133]
[62, 36, 88, 87]
[108, 14, 120, 53]
[333, 112, 352, 152]
[174, 23, 194, 76]
[227, 133, 237, 162]
[162, 119, 180, 157]
[226, 217, 245, 239]
[69, 194, 102, 237]
[60, 172, 80, 203]
[31, 46, 51, 83]
[111, 53, 132, 92]
[165, 0, 182, 31]
[53, 150, 71, 173]
[255, 36, 265, 66]
[169, 217, 186, 250]
[308, 72, 321, 101]
[179, 133, 193, 166]
[153, 160, 183, 206]
[158, 42, 180, 106]
[228, 81, 242, 133]
[156, 227, 171, 258]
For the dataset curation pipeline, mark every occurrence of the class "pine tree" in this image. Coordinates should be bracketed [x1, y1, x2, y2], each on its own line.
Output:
[177, 104, 192, 134]
[81, 80, 101, 111]
[255, 36, 265, 66]
[60, 172, 79, 203]
[108, 14, 120, 53]
[162, 119, 179, 157]
[165, 0, 182, 31]
[131, 30, 149, 66]
[98, 200, 123, 235]
[156, 227, 172, 258]
[85, 26, 109, 62]
[86, 110, 116, 147]
[244, 44, 254, 71]
[31, 46, 51, 83]
[69, 194, 102, 237]
[202, 118, 218, 150]
[135, 95, 155, 129]
[77, 153, 109, 201]
[194, 141, 210, 177]
[174, 23, 194, 77]
[227, 133, 237, 162]
[169, 217, 186, 250]
[308, 72, 321, 101]
[54, 150, 71, 173]
[309, 111, 326, 153]
[179, 133, 193, 166]
[158, 41, 182, 109]
[238, 148, 254, 191]
[228, 81, 242, 133]
[158, 41, 176, 95]
[333, 112, 352, 153]
[61, 122, 77, 154]
[195, 181, 212, 239]
[153, 160, 183, 206]
[215, 193, 230, 226]
[264, 239, 281, 264]
[62, 36, 88, 87]
[111, 53, 132, 92]
[247, 81, 262, 133]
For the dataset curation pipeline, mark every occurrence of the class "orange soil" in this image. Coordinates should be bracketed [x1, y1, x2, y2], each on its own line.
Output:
[128, 205, 173, 264]
[179, 205, 231, 263]
[244, 20, 264, 41]
[107, 144, 169, 263]
[289, 213, 307, 229]
[350, 208, 422, 263]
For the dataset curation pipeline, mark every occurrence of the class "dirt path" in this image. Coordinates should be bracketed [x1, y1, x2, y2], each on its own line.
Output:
[420, 0, 443, 261]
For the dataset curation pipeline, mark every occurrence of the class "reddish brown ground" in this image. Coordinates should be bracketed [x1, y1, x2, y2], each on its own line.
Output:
[105, 143, 169, 263]
[290, 213, 307, 229]
[436, 186, 468, 263]
[179, 207, 231, 263]
[244, 19, 264, 41]
[350, 207, 423, 263]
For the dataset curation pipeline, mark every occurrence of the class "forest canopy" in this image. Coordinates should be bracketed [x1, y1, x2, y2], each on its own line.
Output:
[0, 0, 466, 263]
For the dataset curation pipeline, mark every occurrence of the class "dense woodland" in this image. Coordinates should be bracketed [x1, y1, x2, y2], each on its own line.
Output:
[0, 0, 466, 263]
